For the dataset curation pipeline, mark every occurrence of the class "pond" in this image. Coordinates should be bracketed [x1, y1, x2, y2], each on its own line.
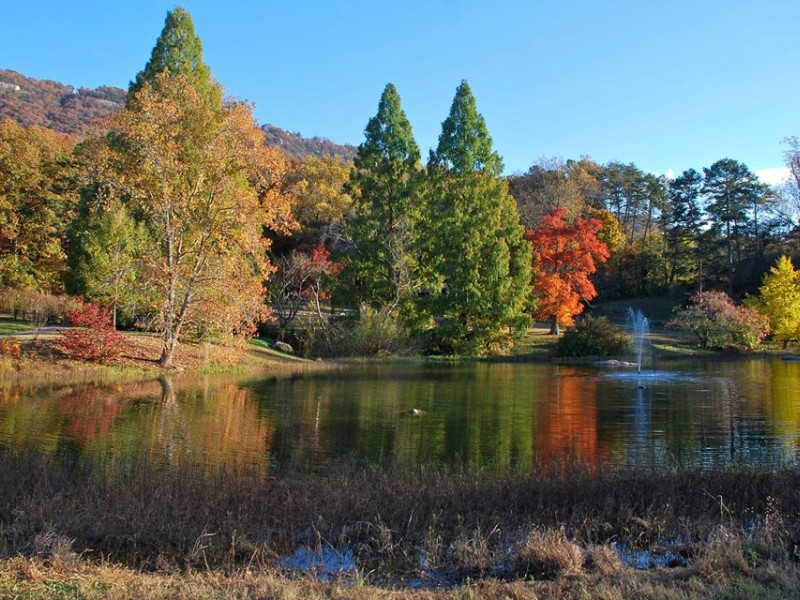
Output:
[2, 358, 800, 475]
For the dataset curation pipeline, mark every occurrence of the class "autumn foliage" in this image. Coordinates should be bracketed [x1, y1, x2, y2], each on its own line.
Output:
[525, 208, 609, 334]
[667, 291, 769, 350]
[60, 299, 125, 363]
[756, 256, 800, 348]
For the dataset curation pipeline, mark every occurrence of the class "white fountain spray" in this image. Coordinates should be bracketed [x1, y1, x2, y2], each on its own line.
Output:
[627, 308, 650, 373]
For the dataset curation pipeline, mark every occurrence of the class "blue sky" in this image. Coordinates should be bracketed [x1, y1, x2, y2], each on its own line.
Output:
[2, 1, 798, 182]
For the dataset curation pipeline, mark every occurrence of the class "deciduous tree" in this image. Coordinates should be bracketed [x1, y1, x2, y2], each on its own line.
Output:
[69, 198, 151, 329]
[757, 256, 800, 348]
[508, 157, 601, 229]
[0, 120, 76, 292]
[109, 73, 292, 365]
[290, 155, 352, 234]
[526, 208, 609, 334]
[93, 8, 293, 366]
[270, 243, 343, 338]
[667, 291, 769, 350]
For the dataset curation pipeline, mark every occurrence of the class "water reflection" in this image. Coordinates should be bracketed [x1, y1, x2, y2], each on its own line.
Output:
[1, 359, 800, 475]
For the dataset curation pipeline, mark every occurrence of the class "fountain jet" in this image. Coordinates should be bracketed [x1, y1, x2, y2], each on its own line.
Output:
[627, 308, 650, 373]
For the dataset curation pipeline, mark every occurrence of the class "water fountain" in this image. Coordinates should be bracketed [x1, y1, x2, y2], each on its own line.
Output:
[627, 308, 650, 373]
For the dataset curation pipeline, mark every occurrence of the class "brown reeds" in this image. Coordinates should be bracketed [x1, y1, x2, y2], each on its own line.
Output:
[1, 449, 800, 597]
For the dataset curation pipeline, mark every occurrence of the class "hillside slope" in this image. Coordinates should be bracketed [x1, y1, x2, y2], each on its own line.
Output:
[0, 69, 356, 161]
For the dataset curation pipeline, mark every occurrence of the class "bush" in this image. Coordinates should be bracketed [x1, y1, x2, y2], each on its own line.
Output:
[1, 288, 76, 330]
[301, 305, 421, 358]
[666, 291, 769, 350]
[557, 315, 631, 357]
[60, 299, 126, 363]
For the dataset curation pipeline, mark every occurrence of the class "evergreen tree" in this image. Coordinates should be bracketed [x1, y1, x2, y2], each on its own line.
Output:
[128, 7, 221, 109]
[666, 169, 705, 288]
[344, 83, 422, 315]
[422, 81, 531, 354]
[703, 159, 768, 296]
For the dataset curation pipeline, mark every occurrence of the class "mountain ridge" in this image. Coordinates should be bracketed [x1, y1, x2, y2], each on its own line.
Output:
[0, 68, 356, 162]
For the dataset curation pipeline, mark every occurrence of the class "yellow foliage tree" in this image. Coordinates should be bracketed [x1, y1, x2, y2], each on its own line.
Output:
[758, 256, 800, 348]
[105, 72, 293, 366]
[291, 155, 352, 228]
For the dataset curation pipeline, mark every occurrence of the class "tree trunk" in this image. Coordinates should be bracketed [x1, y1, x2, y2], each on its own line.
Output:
[159, 334, 177, 368]
[725, 220, 734, 297]
[549, 315, 560, 336]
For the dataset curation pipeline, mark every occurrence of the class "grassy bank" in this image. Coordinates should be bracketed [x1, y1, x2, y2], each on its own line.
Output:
[1, 449, 799, 597]
[0, 326, 335, 385]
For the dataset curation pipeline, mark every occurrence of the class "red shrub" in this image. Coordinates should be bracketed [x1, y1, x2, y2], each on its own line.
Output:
[60, 300, 126, 363]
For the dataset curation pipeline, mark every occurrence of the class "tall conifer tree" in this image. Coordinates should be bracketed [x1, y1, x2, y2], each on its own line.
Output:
[422, 81, 531, 354]
[128, 7, 221, 109]
[345, 83, 422, 315]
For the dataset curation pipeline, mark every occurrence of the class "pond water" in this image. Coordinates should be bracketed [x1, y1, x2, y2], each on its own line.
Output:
[2, 358, 800, 474]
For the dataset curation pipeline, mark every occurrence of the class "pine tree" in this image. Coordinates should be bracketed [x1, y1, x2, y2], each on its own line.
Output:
[703, 159, 768, 296]
[128, 7, 221, 109]
[666, 169, 704, 287]
[345, 83, 422, 315]
[422, 81, 531, 354]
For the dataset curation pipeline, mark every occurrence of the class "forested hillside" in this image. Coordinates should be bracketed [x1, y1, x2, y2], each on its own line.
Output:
[0, 68, 355, 160]
[0, 69, 124, 137]
[262, 124, 356, 162]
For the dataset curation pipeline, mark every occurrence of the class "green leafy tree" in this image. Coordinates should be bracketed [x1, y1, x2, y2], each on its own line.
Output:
[422, 81, 532, 354]
[345, 83, 422, 314]
[757, 256, 800, 348]
[70, 198, 152, 329]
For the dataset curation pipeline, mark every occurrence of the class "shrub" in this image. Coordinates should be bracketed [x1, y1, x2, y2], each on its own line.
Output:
[557, 315, 631, 357]
[0, 338, 22, 359]
[2, 288, 76, 331]
[60, 299, 126, 363]
[666, 291, 769, 350]
[301, 305, 421, 358]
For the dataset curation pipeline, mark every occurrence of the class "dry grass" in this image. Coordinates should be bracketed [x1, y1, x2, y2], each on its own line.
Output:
[2, 554, 799, 599]
[1, 450, 800, 597]
[513, 527, 585, 579]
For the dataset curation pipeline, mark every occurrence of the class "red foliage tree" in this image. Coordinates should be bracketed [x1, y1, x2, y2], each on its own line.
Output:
[270, 243, 344, 338]
[60, 299, 126, 363]
[526, 208, 610, 334]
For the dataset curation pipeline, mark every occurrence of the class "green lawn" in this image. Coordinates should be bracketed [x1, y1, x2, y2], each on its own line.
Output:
[590, 295, 679, 324]
[0, 315, 30, 335]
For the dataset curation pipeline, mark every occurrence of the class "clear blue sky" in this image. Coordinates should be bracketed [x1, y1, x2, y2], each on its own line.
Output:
[3, 1, 798, 181]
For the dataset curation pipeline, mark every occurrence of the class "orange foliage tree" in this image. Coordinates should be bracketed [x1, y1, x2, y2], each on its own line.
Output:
[525, 208, 610, 334]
